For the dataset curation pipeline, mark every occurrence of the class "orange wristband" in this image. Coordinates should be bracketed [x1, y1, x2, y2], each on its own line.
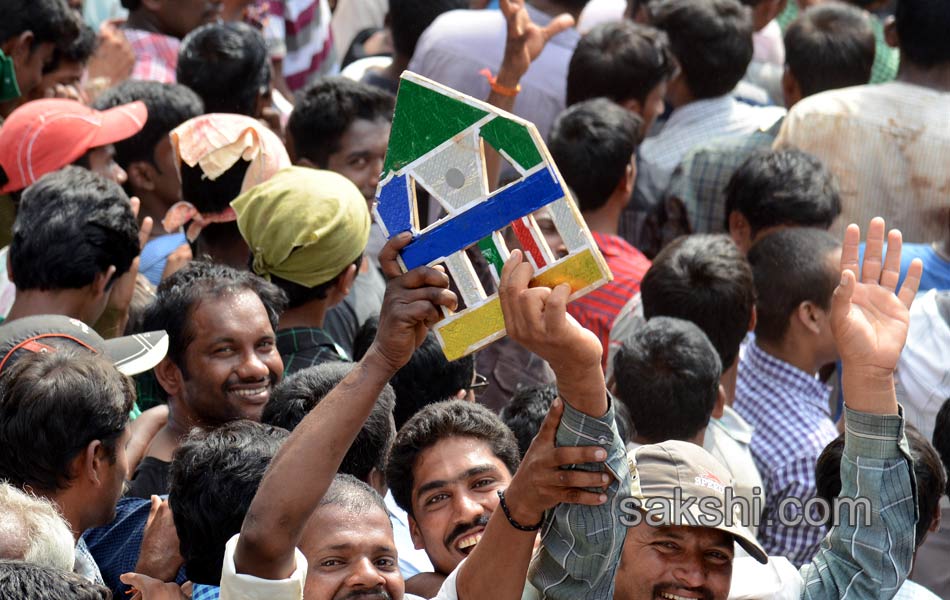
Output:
[480, 68, 521, 97]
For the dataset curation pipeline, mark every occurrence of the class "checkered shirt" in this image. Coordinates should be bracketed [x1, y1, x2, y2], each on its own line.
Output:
[733, 341, 839, 567]
[276, 326, 349, 375]
[191, 583, 221, 600]
[123, 29, 180, 84]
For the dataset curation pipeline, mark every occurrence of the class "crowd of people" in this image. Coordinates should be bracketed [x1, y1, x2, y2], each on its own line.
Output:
[0, 0, 947, 598]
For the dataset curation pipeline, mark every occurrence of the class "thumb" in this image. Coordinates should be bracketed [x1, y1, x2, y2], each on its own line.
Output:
[831, 269, 855, 323]
[535, 397, 564, 445]
[542, 13, 575, 41]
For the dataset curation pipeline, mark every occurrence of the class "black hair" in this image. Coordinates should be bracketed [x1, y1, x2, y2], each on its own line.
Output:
[353, 317, 475, 429]
[270, 255, 363, 310]
[389, 0, 467, 59]
[895, 0, 950, 68]
[612, 316, 720, 443]
[262, 362, 396, 482]
[548, 98, 643, 213]
[784, 3, 875, 98]
[816, 427, 947, 548]
[567, 22, 676, 107]
[651, 0, 753, 99]
[43, 22, 96, 73]
[0, 560, 110, 599]
[724, 149, 842, 236]
[10, 167, 140, 291]
[747, 227, 841, 344]
[319, 473, 389, 516]
[176, 21, 271, 117]
[288, 77, 394, 166]
[0, 0, 79, 53]
[386, 400, 520, 515]
[0, 351, 133, 493]
[641, 234, 754, 370]
[180, 159, 251, 215]
[169, 420, 288, 585]
[142, 260, 287, 381]
[94, 80, 204, 171]
[934, 398, 950, 497]
[500, 383, 560, 458]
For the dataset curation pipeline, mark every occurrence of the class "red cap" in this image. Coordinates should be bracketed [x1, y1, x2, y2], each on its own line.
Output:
[0, 99, 148, 193]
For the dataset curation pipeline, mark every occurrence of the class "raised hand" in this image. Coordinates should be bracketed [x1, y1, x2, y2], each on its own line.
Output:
[498, 249, 606, 416]
[372, 233, 458, 373]
[832, 218, 923, 414]
[502, 398, 609, 525]
[497, 0, 575, 85]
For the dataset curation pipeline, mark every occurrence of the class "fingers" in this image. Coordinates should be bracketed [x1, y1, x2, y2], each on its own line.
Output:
[561, 489, 609, 506]
[861, 217, 886, 284]
[393, 264, 451, 292]
[840, 223, 861, 281]
[551, 445, 608, 467]
[542, 13, 576, 41]
[532, 397, 564, 446]
[897, 258, 923, 309]
[556, 469, 611, 488]
[378, 232, 412, 279]
[880, 228, 903, 292]
[542, 283, 570, 337]
[130, 196, 141, 219]
[139, 216, 154, 250]
[831, 269, 855, 323]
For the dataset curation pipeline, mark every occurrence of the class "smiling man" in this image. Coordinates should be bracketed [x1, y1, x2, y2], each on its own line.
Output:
[129, 260, 287, 498]
[385, 401, 521, 580]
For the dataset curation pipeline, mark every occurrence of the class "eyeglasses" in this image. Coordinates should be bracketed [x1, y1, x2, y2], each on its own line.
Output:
[468, 372, 489, 390]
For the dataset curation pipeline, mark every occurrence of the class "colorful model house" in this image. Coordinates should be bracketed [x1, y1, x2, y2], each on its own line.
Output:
[374, 72, 612, 360]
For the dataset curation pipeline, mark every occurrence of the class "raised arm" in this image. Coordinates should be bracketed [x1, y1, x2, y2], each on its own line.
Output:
[802, 218, 923, 598]
[233, 233, 457, 580]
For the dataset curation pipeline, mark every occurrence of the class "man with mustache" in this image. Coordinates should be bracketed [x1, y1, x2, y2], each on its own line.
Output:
[128, 260, 287, 498]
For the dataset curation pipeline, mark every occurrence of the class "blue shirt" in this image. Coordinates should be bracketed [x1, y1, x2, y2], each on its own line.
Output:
[859, 242, 950, 293]
[191, 583, 221, 600]
[140, 233, 187, 286]
[82, 497, 188, 598]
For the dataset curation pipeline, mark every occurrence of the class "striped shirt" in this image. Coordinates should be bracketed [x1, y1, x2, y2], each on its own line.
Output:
[262, 0, 338, 91]
[733, 341, 839, 567]
[567, 232, 650, 369]
[123, 29, 180, 84]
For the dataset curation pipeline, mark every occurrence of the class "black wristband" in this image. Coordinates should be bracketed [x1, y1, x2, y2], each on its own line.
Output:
[497, 489, 544, 532]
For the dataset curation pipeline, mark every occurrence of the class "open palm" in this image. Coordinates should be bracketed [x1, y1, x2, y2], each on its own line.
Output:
[831, 219, 923, 374]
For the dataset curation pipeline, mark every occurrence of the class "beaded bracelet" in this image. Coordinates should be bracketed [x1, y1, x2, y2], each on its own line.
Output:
[497, 489, 544, 531]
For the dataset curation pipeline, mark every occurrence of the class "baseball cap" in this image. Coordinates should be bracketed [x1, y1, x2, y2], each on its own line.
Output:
[233, 167, 371, 288]
[0, 98, 147, 193]
[629, 440, 768, 564]
[0, 315, 168, 377]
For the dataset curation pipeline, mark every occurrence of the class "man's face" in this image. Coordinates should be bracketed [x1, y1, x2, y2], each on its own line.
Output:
[301, 504, 404, 600]
[29, 59, 84, 101]
[326, 118, 391, 209]
[83, 145, 128, 185]
[14, 41, 57, 100]
[640, 81, 668, 135]
[614, 522, 734, 600]
[407, 436, 512, 575]
[150, 135, 185, 213]
[95, 426, 131, 527]
[156, 0, 223, 39]
[176, 289, 283, 425]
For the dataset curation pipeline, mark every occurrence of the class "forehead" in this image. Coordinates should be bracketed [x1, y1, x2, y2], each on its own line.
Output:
[629, 522, 734, 549]
[187, 288, 272, 338]
[303, 504, 395, 552]
[412, 436, 510, 490]
[338, 118, 391, 153]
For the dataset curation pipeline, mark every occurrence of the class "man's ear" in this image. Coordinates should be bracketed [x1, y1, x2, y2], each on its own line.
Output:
[295, 156, 318, 169]
[728, 211, 752, 251]
[620, 97, 644, 120]
[6, 249, 13, 283]
[367, 468, 388, 497]
[408, 513, 426, 550]
[94, 266, 117, 299]
[6, 32, 34, 65]
[748, 304, 757, 333]
[153, 357, 185, 400]
[127, 161, 158, 193]
[712, 384, 725, 420]
[618, 155, 637, 197]
[797, 301, 822, 335]
[141, 0, 163, 11]
[884, 16, 898, 49]
[781, 68, 802, 109]
[334, 263, 358, 301]
[81, 439, 106, 486]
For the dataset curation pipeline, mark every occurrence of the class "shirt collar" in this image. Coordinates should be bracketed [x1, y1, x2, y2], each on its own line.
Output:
[746, 341, 832, 416]
[664, 95, 737, 129]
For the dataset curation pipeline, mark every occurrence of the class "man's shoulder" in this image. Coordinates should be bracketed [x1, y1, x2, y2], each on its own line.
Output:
[415, 9, 505, 52]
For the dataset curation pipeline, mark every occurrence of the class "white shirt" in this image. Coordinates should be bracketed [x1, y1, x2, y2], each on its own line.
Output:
[774, 81, 950, 243]
[408, 6, 581, 143]
[895, 289, 950, 443]
[704, 406, 765, 536]
[636, 96, 784, 204]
